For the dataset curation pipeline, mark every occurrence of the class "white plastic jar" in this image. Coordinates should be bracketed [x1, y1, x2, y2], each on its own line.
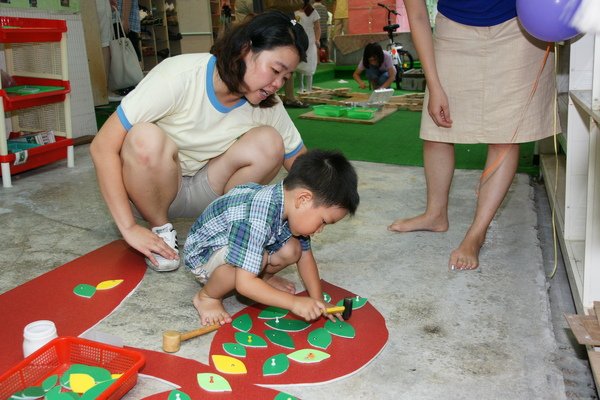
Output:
[22, 320, 58, 358]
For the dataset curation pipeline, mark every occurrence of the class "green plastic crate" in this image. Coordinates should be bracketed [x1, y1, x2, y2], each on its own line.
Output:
[346, 107, 378, 120]
[313, 105, 348, 117]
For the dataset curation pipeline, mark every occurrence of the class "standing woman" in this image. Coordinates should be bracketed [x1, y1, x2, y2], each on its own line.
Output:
[90, 11, 309, 272]
[295, 0, 321, 92]
[389, 0, 558, 270]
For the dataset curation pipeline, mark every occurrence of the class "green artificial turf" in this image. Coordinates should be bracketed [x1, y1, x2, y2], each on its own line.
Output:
[94, 63, 538, 174]
[293, 64, 538, 174]
[286, 107, 537, 174]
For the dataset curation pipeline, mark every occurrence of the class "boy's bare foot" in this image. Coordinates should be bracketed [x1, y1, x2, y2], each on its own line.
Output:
[264, 275, 296, 294]
[448, 234, 484, 271]
[388, 213, 449, 233]
[193, 290, 232, 326]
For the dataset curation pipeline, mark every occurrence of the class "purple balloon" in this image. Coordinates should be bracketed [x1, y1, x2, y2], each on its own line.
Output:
[516, 0, 581, 42]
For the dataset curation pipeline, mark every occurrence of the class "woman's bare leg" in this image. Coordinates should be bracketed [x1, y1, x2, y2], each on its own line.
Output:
[121, 123, 180, 227]
[206, 126, 285, 195]
[388, 140, 454, 232]
[450, 143, 519, 270]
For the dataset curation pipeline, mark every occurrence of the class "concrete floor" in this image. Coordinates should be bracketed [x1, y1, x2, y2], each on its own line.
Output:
[1, 144, 597, 399]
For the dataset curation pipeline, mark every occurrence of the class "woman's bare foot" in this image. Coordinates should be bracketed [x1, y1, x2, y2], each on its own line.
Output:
[448, 234, 485, 271]
[388, 213, 449, 233]
[193, 290, 232, 326]
[264, 275, 296, 294]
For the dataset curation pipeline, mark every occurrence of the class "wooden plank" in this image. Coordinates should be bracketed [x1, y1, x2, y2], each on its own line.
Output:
[298, 107, 397, 125]
[595, 302, 600, 326]
[588, 350, 600, 391]
[564, 314, 600, 345]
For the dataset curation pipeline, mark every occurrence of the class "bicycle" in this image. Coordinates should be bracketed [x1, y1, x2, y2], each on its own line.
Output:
[377, 3, 414, 89]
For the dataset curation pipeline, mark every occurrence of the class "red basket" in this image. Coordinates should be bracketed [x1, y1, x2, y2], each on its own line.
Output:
[0, 17, 67, 43]
[0, 337, 145, 400]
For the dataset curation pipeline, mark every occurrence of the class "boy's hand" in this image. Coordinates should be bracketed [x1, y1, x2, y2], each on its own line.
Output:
[323, 304, 344, 322]
[291, 296, 326, 321]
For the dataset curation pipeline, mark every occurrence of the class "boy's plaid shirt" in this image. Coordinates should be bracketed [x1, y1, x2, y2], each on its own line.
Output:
[184, 182, 310, 275]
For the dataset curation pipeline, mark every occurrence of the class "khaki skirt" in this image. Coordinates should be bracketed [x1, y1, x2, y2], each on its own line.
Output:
[420, 13, 559, 144]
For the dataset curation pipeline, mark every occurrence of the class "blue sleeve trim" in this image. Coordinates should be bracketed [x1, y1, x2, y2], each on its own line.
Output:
[207, 55, 247, 113]
[284, 142, 304, 159]
[116, 105, 132, 131]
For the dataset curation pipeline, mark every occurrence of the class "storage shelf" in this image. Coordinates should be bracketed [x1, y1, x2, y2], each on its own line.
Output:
[570, 90, 600, 125]
[0, 16, 73, 188]
[1, 77, 70, 111]
[0, 17, 66, 43]
[0, 136, 73, 175]
[544, 34, 600, 313]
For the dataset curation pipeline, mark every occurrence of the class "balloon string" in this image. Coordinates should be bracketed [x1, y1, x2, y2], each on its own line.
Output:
[476, 43, 552, 195]
[548, 42, 560, 280]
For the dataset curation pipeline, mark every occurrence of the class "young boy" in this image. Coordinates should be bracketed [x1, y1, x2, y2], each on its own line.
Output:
[184, 149, 359, 327]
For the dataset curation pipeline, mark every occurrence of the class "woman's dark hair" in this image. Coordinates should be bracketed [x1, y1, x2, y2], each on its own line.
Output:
[362, 42, 384, 68]
[283, 149, 360, 215]
[211, 10, 308, 108]
[303, 0, 315, 16]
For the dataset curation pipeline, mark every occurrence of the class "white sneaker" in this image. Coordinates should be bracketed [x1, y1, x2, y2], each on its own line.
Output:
[108, 92, 124, 102]
[145, 223, 180, 272]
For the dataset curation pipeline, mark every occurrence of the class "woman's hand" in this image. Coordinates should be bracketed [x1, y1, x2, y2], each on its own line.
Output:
[427, 86, 452, 128]
[121, 224, 179, 267]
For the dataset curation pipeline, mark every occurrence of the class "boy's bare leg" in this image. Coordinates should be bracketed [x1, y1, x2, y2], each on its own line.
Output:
[193, 264, 236, 326]
[260, 240, 301, 294]
[388, 140, 454, 232]
[450, 143, 519, 270]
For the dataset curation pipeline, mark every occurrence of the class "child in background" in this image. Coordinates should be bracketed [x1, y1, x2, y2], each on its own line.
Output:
[313, 0, 330, 61]
[184, 149, 360, 327]
[294, 0, 321, 92]
[353, 42, 396, 90]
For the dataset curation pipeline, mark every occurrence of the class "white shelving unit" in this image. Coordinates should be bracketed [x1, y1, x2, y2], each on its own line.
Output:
[0, 16, 74, 188]
[139, 0, 170, 72]
[540, 33, 600, 313]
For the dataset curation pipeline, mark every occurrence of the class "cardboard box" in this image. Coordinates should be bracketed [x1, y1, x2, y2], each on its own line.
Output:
[9, 130, 56, 145]
[401, 68, 426, 91]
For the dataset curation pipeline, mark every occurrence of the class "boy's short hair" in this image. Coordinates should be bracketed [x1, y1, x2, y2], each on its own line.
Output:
[283, 149, 359, 215]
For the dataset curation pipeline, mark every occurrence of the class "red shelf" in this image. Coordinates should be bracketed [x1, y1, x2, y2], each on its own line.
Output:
[0, 17, 66, 43]
[0, 136, 73, 176]
[1, 77, 70, 111]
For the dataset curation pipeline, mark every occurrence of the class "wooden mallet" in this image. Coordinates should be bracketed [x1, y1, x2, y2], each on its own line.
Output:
[162, 324, 220, 353]
[325, 298, 353, 320]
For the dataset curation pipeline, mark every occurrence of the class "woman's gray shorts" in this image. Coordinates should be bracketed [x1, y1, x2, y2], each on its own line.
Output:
[132, 165, 219, 220]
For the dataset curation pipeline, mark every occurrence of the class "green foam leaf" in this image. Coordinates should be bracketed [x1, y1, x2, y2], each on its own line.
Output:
[336, 296, 368, 310]
[73, 283, 96, 298]
[234, 331, 268, 347]
[264, 329, 295, 349]
[264, 318, 311, 332]
[258, 306, 288, 319]
[168, 390, 191, 400]
[324, 319, 356, 338]
[287, 349, 330, 363]
[196, 373, 232, 392]
[262, 353, 289, 376]
[232, 313, 252, 332]
[223, 342, 247, 357]
[307, 327, 332, 349]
